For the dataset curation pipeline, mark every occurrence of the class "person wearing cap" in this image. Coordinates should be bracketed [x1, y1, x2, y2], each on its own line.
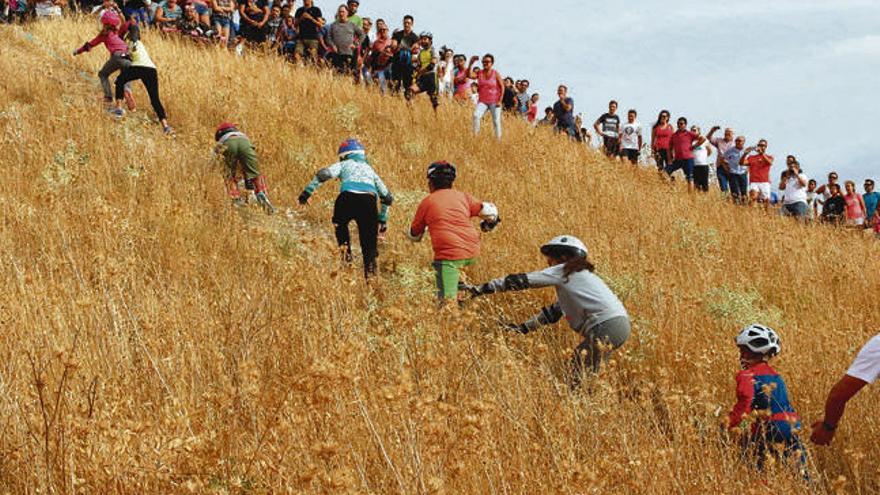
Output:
[298, 138, 392, 278]
[461, 235, 630, 384]
[811, 333, 880, 445]
[214, 122, 275, 215]
[408, 162, 499, 301]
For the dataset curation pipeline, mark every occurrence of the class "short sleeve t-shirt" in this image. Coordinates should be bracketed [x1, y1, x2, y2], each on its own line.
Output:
[724, 147, 746, 175]
[391, 29, 418, 50]
[294, 6, 322, 40]
[410, 189, 484, 261]
[710, 137, 734, 167]
[619, 122, 642, 150]
[553, 98, 574, 129]
[745, 154, 773, 183]
[597, 113, 621, 138]
[782, 173, 809, 204]
[669, 130, 698, 161]
[847, 334, 880, 384]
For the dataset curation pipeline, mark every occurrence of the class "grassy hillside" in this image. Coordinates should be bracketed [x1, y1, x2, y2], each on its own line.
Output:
[0, 18, 878, 493]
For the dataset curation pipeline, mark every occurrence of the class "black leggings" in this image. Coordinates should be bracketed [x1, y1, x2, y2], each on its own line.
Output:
[114, 66, 166, 121]
[332, 192, 379, 277]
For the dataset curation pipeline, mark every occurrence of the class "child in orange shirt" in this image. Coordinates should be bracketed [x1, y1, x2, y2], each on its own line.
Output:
[408, 161, 499, 300]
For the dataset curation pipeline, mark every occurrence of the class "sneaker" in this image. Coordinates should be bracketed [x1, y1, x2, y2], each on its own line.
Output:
[232, 197, 247, 207]
[255, 192, 275, 215]
[108, 108, 125, 118]
[163, 125, 174, 135]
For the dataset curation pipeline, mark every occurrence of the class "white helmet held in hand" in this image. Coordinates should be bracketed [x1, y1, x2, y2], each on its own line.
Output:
[540, 235, 588, 259]
[479, 202, 498, 221]
[735, 323, 781, 356]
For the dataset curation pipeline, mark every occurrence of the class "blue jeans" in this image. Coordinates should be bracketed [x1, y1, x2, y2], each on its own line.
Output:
[665, 158, 695, 182]
[783, 202, 808, 218]
[716, 166, 730, 192]
[123, 6, 149, 25]
[729, 173, 748, 202]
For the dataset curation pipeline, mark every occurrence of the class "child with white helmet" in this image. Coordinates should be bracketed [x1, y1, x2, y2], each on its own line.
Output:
[461, 235, 629, 384]
[726, 324, 808, 476]
[298, 138, 393, 278]
[407, 161, 499, 301]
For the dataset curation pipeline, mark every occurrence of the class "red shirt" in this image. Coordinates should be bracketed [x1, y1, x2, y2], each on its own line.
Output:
[745, 154, 773, 183]
[410, 189, 484, 261]
[653, 125, 673, 150]
[669, 130, 698, 160]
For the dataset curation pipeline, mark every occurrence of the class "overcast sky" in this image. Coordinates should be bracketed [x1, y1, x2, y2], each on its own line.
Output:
[358, 0, 879, 185]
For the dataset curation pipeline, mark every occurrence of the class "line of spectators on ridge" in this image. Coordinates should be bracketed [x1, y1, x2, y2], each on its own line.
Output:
[5, 0, 877, 237]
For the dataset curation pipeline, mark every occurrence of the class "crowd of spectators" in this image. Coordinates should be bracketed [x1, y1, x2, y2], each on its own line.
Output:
[3, 0, 878, 237]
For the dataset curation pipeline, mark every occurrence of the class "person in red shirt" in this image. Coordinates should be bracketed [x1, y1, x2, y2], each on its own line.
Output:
[651, 110, 674, 172]
[666, 117, 706, 192]
[408, 161, 500, 302]
[739, 139, 774, 208]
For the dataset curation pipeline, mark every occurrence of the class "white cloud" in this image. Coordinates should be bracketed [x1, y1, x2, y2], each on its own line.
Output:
[828, 35, 880, 57]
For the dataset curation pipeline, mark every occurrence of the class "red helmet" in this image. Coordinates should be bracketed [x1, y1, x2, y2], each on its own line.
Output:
[215, 121, 237, 141]
[100, 10, 120, 27]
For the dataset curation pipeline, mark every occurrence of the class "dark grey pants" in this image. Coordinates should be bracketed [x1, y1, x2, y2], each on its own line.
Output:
[571, 316, 631, 385]
[98, 53, 131, 100]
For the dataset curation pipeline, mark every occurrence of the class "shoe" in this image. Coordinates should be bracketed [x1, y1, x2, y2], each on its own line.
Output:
[232, 197, 247, 207]
[123, 90, 137, 111]
[163, 125, 174, 135]
[108, 108, 124, 118]
[255, 192, 275, 215]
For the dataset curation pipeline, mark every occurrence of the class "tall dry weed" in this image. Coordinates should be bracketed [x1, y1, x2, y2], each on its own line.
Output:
[0, 18, 877, 494]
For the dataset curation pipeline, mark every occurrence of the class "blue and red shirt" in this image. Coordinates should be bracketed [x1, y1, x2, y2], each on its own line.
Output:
[728, 362, 799, 430]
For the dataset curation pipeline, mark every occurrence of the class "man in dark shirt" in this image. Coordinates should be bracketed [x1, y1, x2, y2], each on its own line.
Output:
[594, 100, 621, 157]
[552, 85, 575, 138]
[822, 183, 846, 224]
[390, 14, 417, 94]
[293, 0, 322, 63]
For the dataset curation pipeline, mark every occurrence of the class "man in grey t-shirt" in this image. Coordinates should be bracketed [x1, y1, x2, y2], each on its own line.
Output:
[325, 4, 364, 74]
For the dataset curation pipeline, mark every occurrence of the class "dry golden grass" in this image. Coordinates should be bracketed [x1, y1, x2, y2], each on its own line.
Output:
[0, 17, 878, 494]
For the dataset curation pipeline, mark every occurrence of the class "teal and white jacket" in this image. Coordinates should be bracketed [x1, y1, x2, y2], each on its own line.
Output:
[302, 154, 393, 222]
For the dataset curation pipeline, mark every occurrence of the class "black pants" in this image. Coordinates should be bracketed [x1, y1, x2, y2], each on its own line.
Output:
[654, 149, 669, 171]
[331, 53, 353, 74]
[694, 165, 709, 191]
[332, 192, 378, 277]
[115, 66, 166, 120]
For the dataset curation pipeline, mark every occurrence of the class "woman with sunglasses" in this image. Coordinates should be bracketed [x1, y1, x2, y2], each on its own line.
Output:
[651, 110, 674, 172]
[469, 53, 504, 140]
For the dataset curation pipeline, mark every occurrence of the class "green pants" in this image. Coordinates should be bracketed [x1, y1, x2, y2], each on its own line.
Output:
[222, 137, 260, 180]
[432, 258, 476, 299]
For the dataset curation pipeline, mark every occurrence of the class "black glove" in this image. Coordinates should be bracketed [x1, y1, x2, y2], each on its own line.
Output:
[480, 217, 500, 232]
[297, 191, 310, 205]
[502, 322, 529, 334]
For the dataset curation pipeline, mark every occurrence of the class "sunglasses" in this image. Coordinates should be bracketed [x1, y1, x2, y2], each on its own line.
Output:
[830, 175, 838, 179]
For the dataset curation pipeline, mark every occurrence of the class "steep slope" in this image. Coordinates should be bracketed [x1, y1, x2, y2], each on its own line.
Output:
[0, 18, 878, 493]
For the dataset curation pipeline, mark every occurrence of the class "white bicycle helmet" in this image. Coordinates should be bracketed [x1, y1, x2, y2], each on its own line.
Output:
[735, 323, 781, 356]
[540, 235, 588, 259]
